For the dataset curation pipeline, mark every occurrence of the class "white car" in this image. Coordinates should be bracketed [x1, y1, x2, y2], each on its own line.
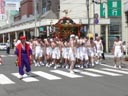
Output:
[0, 43, 7, 51]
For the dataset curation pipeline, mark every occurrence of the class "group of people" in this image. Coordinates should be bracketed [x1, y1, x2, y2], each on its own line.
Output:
[14, 34, 105, 79]
[14, 34, 125, 80]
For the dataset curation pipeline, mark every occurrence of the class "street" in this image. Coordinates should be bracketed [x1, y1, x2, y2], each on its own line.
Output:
[0, 50, 128, 96]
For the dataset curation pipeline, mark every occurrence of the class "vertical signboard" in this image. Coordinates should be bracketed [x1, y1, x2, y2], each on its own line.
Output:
[107, 0, 121, 17]
[100, 3, 105, 17]
[0, 0, 5, 20]
[100, 0, 121, 17]
[0, 0, 5, 14]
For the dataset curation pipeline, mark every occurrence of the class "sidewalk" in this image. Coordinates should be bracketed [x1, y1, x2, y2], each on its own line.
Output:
[103, 53, 128, 66]
[104, 53, 114, 58]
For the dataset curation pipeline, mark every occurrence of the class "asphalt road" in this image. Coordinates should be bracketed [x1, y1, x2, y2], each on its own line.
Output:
[0, 50, 128, 96]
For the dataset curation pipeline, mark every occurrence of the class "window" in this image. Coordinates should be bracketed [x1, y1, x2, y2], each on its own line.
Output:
[42, 0, 46, 14]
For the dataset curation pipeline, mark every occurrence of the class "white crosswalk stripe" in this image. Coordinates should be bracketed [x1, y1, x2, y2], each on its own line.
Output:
[12, 73, 39, 82]
[32, 71, 62, 80]
[74, 69, 103, 77]
[1, 68, 128, 85]
[1, 55, 15, 57]
[101, 68, 128, 74]
[51, 70, 83, 78]
[101, 63, 128, 71]
[85, 69, 122, 76]
[0, 74, 15, 84]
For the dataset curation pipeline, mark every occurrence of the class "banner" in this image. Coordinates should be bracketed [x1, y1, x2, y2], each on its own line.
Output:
[0, 0, 5, 14]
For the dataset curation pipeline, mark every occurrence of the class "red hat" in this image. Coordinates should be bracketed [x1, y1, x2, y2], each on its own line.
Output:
[20, 36, 26, 40]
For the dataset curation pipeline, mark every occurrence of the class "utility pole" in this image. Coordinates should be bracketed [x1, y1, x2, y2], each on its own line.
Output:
[93, 2, 96, 40]
[86, 0, 90, 35]
[92, 0, 101, 40]
[34, 0, 37, 37]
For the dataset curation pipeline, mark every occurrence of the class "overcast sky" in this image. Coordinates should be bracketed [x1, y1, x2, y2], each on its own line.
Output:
[5, 0, 21, 2]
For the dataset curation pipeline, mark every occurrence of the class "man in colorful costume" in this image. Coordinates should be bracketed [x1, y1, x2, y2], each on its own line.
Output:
[15, 36, 32, 80]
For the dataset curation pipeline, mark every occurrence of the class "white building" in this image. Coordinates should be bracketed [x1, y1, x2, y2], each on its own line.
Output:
[60, 0, 109, 35]
[0, 0, 21, 27]
[0, 0, 126, 52]
[123, 0, 128, 44]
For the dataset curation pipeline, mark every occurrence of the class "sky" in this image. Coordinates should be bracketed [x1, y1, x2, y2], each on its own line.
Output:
[5, 0, 21, 2]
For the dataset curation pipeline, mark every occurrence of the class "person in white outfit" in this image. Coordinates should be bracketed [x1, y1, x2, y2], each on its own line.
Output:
[112, 36, 124, 68]
[51, 40, 61, 69]
[34, 38, 43, 66]
[86, 37, 97, 67]
[94, 36, 103, 64]
[68, 34, 76, 73]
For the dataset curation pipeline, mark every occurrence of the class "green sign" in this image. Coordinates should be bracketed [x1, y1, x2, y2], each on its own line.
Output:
[100, 3, 105, 17]
[39, 27, 44, 32]
[107, 0, 121, 17]
[100, 0, 121, 17]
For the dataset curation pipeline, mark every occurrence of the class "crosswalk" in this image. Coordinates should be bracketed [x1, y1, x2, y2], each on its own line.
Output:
[1, 55, 15, 57]
[1, 67, 128, 85]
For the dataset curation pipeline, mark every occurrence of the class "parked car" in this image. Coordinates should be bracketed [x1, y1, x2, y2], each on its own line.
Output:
[0, 43, 7, 51]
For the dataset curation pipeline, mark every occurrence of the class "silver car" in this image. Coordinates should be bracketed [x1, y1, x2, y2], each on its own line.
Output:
[0, 43, 7, 51]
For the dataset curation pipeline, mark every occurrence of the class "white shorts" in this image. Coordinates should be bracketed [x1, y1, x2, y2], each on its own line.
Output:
[76, 48, 80, 59]
[87, 48, 95, 57]
[68, 48, 76, 61]
[95, 50, 102, 57]
[52, 47, 60, 59]
[46, 47, 52, 56]
[35, 46, 42, 58]
[114, 49, 122, 57]
[35, 50, 43, 59]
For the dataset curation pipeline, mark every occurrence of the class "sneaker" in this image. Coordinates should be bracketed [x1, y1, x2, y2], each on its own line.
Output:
[119, 65, 122, 69]
[49, 63, 53, 67]
[65, 65, 69, 69]
[33, 60, 36, 64]
[19, 75, 23, 80]
[40, 62, 45, 66]
[70, 70, 75, 74]
[95, 61, 98, 65]
[26, 72, 30, 77]
[92, 63, 95, 67]
[37, 63, 40, 67]
[35, 63, 38, 67]
[114, 65, 117, 68]
[54, 65, 57, 69]
[45, 63, 49, 67]
[78, 65, 81, 68]
[80, 65, 84, 69]
[85, 64, 88, 68]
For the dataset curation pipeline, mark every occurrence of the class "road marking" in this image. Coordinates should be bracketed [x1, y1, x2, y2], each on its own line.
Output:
[1, 55, 16, 57]
[32, 71, 62, 80]
[51, 70, 83, 78]
[74, 69, 103, 77]
[1, 55, 6, 57]
[101, 68, 128, 74]
[100, 64, 128, 71]
[85, 69, 122, 76]
[9, 55, 15, 57]
[12, 73, 39, 82]
[0, 74, 15, 84]
[100, 64, 116, 68]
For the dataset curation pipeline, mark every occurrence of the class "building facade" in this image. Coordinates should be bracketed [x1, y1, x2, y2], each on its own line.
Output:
[0, 0, 127, 53]
[123, 0, 128, 47]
